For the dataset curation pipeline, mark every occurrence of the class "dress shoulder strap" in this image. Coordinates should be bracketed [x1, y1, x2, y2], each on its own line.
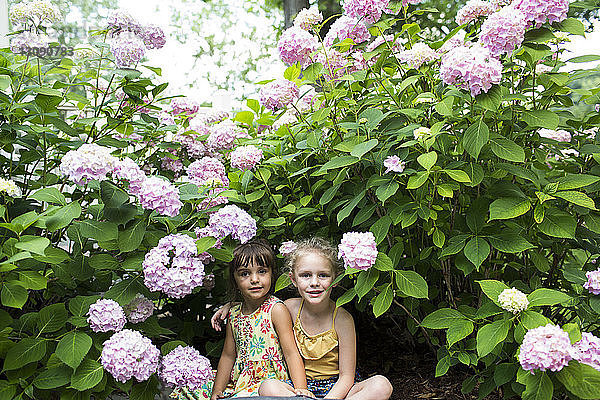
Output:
[295, 299, 304, 323]
[331, 306, 339, 330]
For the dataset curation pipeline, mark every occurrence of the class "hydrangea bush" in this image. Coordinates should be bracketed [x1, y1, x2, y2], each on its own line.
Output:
[2, 0, 600, 399]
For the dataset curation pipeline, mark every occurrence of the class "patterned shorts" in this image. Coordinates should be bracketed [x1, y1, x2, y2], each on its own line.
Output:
[285, 372, 361, 398]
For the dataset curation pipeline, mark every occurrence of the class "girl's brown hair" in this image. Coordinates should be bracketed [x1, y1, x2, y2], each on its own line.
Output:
[284, 237, 341, 276]
[228, 239, 277, 301]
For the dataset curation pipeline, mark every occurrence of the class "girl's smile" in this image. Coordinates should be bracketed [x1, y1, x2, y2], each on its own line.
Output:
[234, 262, 272, 307]
[291, 253, 335, 303]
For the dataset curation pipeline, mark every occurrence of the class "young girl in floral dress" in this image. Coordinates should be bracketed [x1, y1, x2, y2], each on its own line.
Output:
[213, 237, 393, 399]
[173, 240, 311, 399]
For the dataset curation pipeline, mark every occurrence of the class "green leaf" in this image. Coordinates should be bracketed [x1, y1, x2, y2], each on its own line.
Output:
[37, 303, 68, 334]
[395, 270, 428, 299]
[527, 288, 570, 307]
[351, 139, 378, 158]
[488, 234, 534, 253]
[444, 170, 471, 183]
[494, 363, 518, 387]
[46, 202, 82, 231]
[317, 156, 359, 174]
[29, 187, 66, 205]
[568, 54, 600, 63]
[435, 96, 454, 116]
[435, 356, 451, 377]
[0, 74, 11, 90]
[274, 273, 291, 292]
[554, 191, 597, 210]
[374, 252, 393, 271]
[407, 171, 429, 189]
[376, 181, 399, 203]
[70, 358, 104, 391]
[538, 209, 576, 238]
[462, 119, 489, 160]
[476, 85, 501, 111]
[104, 276, 147, 306]
[263, 217, 285, 227]
[33, 366, 72, 389]
[131, 376, 159, 400]
[556, 174, 600, 190]
[523, 110, 559, 130]
[522, 371, 553, 400]
[370, 216, 392, 245]
[477, 280, 509, 306]
[476, 319, 510, 357]
[161, 341, 188, 356]
[359, 108, 385, 131]
[17, 271, 48, 290]
[1, 282, 28, 308]
[446, 320, 474, 347]
[336, 288, 356, 307]
[118, 220, 146, 253]
[563, 323, 582, 344]
[521, 310, 550, 329]
[3, 337, 47, 370]
[56, 332, 92, 369]
[14, 236, 50, 255]
[196, 236, 217, 254]
[337, 190, 366, 224]
[556, 18, 585, 36]
[68, 295, 101, 317]
[100, 181, 129, 208]
[489, 198, 531, 220]
[440, 235, 468, 257]
[77, 220, 118, 242]
[490, 138, 525, 163]
[417, 151, 437, 170]
[373, 284, 394, 317]
[355, 269, 380, 299]
[556, 362, 600, 399]
[421, 308, 467, 329]
[463, 237, 490, 268]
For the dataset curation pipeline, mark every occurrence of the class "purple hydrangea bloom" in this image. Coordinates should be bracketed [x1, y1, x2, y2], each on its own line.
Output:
[206, 121, 249, 152]
[519, 324, 572, 373]
[87, 299, 127, 333]
[455, 0, 496, 24]
[324, 16, 371, 47]
[279, 241, 298, 256]
[513, 0, 569, 28]
[259, 79, 300, 111]
[159, 345, 214, 390]
[101, 329, 160, 383]
[480, 6, 527, 57]
[198, 189, 230, 212]
[208, 205, 257, 244]
[107, 10, 141, 34]
[139, 24, 166, 49]
[538, 128, 571, 142]
[439, 44, 502, 97]
[572, 332, 600, 371]
[293, 7, 323, 30]
[338, 232, 378, 270]
[170, 98, 200, 116]
[110, 32, 146, 68]
[383, 155, 405, 173]
[187, 157, 229, 186]
[278, 26, 319, 66]
[137, 176, 183, 217]
[398, 42, 439, 69]
[315, 47, 352, 80]
[584, 269, 600, 295]
[112, 157, 146, 196]
[59, 143, 117, 185]
[343, 0, 390, 24]
[124, 294, 155, 324]
[230, 145, 264, 171]
[199, 109, 230, 125]
[143, 234, 207, 298]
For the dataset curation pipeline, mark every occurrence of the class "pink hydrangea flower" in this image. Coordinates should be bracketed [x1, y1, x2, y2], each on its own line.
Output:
[584, 269, 600, 295]
[315, 48, 351, 80]
[480, 6, 527, 57]
[174, 130, 209, 159]
[278, 26, 319, 66]
[398, 43, 439, 69]
[538, 129, 571, 142]
[199, 109, 230, 125]
[87, 299, 126, 333]
[384, 0, 422, 14]
[295, 86, 319, 113]
[187, 157, 228, 187]
[294, 7, 323, 30]
[161, 152, 184, 174]
[208, 205, 257, 244]
[194, 226, 223, 264]
[272, 110, 298, 131]
[230, 145, 264, 171]
[384, 155, 405, 173]
[572, 332, 600, 371]
[137, 176, 183, 217]
[112, 157, 146, 195]
[139, 24, 166, 49]
[259, 79, 300, 111]
[170, 98, 200, 116]
[519, 324, 572, 372]
[198, 189, 230, 211]
[10, 31, 50, 54]
[440, 44, 502, 97]
[143, 234, 207, 298]
[110, 32, 146, 68]
[158, 111, 176, 125]
[123, 294, 154, 324]
[513, 0, 569, 28]
[279, 241, 298, 256]
[101, 329, 160, 383]
[159, 345, 214, 390]
[324, 16, 371, 47]
[456, 0, 496, 24]
[343, 0, 390, 24]
[60, 143, 117, 185]
[206, 121, 249, 151]
[338, 232, 378, 270]
[107, 9, 141, 34]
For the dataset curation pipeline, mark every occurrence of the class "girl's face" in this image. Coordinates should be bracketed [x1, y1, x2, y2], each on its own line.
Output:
[290, 252, 335, 305]
[234, 261, 272, 303]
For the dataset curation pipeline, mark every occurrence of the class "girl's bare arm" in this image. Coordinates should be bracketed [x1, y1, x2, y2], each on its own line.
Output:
[272, 302, 313, 397]
[324, 308, 356, 399]
[210, 302, 240, 331]
[210, 321, 236, 400]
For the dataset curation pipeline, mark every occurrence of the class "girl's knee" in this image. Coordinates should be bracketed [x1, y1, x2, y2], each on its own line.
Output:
[258, 379, 280, 395]
[367, 375, 393, 398]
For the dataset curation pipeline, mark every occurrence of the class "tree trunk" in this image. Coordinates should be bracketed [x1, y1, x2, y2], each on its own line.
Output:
[283, 0, 310, 28]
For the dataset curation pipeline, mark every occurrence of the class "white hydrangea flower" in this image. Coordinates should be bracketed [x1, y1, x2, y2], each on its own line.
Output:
[498, 287, 529, 314]
[0, 178, 21, 197]
[413, 126, 431, 140]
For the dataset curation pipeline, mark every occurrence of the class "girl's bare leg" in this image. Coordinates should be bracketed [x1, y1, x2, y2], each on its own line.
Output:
[345, 375, 393, 400]
[259, 379, 297, 396]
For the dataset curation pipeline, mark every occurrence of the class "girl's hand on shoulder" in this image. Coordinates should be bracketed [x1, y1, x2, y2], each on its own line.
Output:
[211, 303, 233, 332]
[294, 388, 316, 398]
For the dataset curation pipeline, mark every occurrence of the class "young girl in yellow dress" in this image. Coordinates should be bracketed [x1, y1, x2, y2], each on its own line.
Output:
[213, 237, 393, 399]
[174, 240, 311, 399]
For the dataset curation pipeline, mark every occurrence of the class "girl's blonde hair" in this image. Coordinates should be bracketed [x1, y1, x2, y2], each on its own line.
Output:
[284, 237, 342, 275]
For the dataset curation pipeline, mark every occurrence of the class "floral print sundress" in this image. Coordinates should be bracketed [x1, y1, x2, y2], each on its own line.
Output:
[171, 295, 289, 399]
